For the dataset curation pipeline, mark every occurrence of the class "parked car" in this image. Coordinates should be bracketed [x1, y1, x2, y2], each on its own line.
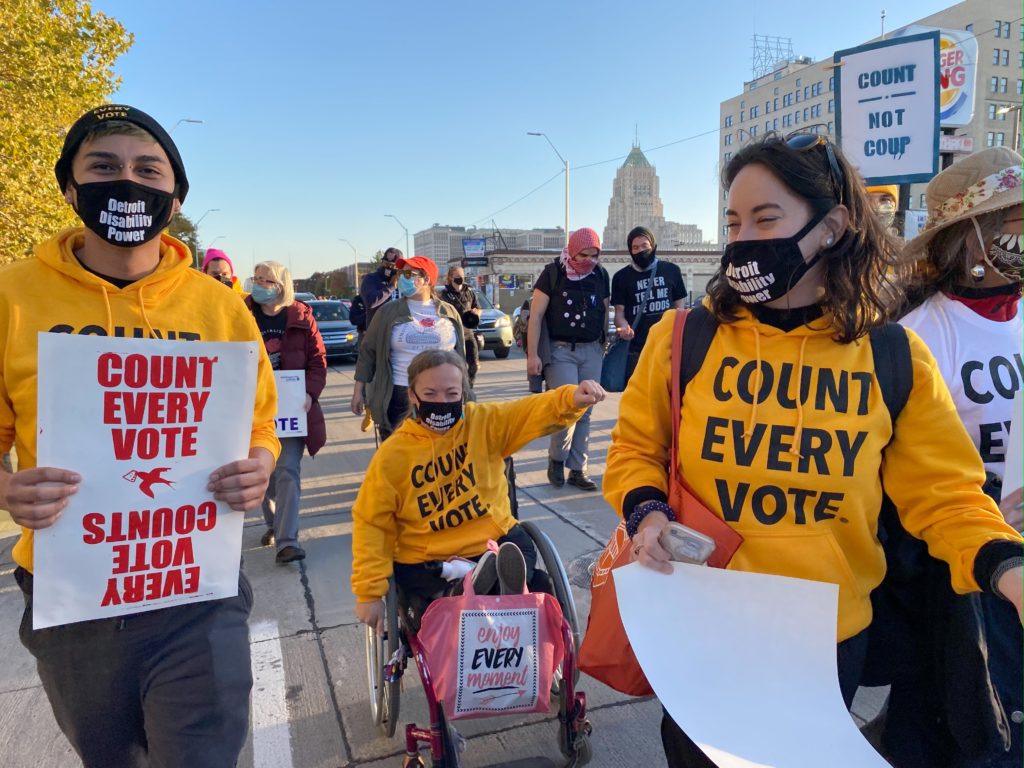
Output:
[475, 291, 514, 358]
[307, 300, 358, 361]
[295, 291, 317, 303]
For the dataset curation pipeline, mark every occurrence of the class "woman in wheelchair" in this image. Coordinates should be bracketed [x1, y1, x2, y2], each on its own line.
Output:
[352, 349, 605, 633]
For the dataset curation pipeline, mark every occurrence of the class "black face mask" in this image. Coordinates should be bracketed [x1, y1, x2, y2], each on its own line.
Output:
[216, 275, 233, 287]
[72, 179, 175, 247]
[721, 211, 828, 304]
[382, 263, 396, 277]
[452, 277, 465, 286]
[415, 400, 463, 433]
[631, 248, 656, 270]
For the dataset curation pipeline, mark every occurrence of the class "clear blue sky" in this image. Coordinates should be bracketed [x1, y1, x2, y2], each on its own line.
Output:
[93, 0, 949, 278]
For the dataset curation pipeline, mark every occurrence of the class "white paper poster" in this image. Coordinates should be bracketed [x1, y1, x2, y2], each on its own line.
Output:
[1002, 388, 1023, 501]
[33, 334, 259, 629]
[614, 563, 889, 768]
[273, 369, 308, 438]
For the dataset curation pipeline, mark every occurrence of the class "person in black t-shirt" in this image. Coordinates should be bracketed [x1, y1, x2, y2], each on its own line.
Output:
[610, 226, 687, 383]
[440, 266, 482, 385]
[526, 227, 610, 491]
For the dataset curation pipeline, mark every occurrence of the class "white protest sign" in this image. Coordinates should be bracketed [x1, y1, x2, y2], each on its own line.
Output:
[1002, 388, 1023, 502]
[273, 369, 308, 438]
[615, 563, 889, 767]
[835, 32, 940, 184]
[34, 334, 259, 629]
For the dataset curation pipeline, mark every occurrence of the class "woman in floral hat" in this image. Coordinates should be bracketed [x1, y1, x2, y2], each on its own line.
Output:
[871, 147, 1024, 768]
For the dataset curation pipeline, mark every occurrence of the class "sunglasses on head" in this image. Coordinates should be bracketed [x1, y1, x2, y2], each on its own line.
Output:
[785, 130, 846, 205]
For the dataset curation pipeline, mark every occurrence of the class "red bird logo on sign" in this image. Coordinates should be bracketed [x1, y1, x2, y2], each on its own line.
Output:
[122, 468, 175, 498]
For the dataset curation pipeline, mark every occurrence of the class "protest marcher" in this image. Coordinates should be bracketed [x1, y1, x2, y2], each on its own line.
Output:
[352, 349, 605, 631]
[0, 105, 279, 767]
[202, 247, 245, 294]
[865, 147, 1024, 768]
[610, 226, 687, 385]
[440, 265, 482, 386]
[351, 255, 465, 439]
[353, 246, 402, 333]
[247, 260, 327, 564]
[526, 227, 610, 491]
[602, 133, 1024, 767]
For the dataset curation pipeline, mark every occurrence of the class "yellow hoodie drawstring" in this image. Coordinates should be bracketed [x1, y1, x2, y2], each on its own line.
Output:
[744, 326, 763, 438]
[137, 283, 156, 339]
[99, 284, 114, 336]
[788, 335, 809, 459]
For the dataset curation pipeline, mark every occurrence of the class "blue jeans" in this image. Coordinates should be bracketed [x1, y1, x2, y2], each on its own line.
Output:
[262, 436, 305, 550]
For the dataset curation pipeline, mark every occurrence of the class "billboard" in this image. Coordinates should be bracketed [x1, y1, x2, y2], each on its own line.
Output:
[462, 238, 487, 267]
[834, 31, 941, 185]
[896, 25, 978, 127]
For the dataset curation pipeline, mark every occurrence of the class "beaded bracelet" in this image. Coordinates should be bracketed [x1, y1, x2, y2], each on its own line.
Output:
[626, 500, 676, 539]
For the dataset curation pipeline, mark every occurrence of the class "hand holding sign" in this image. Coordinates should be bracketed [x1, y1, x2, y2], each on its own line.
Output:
[207, 447, 275, 512]
[0, 467, 81, 529]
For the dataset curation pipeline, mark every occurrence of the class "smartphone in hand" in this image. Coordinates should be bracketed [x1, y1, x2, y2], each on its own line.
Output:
[658, 522, 716, 565]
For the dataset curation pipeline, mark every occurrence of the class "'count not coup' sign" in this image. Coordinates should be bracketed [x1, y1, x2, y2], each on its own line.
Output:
[834, 31, 940, 185]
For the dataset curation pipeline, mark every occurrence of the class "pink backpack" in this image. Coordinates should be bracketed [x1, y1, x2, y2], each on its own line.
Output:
[417, 570, 565, 721]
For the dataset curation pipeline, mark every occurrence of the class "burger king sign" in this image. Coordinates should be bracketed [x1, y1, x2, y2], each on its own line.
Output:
[898, 25, 978, 127]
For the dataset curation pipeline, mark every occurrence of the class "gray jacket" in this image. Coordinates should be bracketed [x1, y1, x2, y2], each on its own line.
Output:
[355, 297, 466, 433]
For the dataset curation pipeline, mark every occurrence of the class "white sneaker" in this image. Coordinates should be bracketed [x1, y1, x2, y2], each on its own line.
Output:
[471, 551, 498, 595]
[497, 542, 527, 595]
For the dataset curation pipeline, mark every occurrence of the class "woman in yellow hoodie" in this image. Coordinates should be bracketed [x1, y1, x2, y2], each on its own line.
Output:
[603, 132, 1024, 767]
[352, 349, 604, 632]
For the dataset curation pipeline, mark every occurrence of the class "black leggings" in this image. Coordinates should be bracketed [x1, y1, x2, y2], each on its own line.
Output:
[659, 630, 868, 767]
[380, 385, 409, 441]
[392, 524, 550, 631]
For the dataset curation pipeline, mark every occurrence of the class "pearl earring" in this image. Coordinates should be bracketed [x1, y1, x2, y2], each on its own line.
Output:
[970, 264, 986, 282]
[825, 237, 834, 247]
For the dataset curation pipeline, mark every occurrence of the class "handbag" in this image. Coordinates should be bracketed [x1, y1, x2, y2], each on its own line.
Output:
[579, 309, 744, 696]
[417, 565, 565, 720]
[600, 262, 657, 393]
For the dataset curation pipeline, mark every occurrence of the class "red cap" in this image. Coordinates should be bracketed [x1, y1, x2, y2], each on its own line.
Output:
[396, 255, 439, 285]
[568, 228, 601, 258]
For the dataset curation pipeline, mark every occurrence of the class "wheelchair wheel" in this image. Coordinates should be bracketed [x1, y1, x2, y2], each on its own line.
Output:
[519, 520, 581, 682]
[364, 578, 402, 737]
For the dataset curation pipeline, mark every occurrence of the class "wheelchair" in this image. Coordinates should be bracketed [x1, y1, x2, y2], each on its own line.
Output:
[363, 519, 592, 767]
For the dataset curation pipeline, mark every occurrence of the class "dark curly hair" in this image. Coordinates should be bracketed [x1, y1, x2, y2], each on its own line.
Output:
[708, 132, 902, 342]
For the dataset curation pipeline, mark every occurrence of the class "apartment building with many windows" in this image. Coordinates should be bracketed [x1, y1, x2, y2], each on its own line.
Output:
[717, 0, 1023, 243]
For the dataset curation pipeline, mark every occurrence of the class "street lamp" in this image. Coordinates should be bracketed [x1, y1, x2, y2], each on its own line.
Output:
[194, 208, 220, 228]
[996, 105, 1022, 152]
[384, 214, 410, 257]
[208, 235, 226, 247]
[170, 118, 203, 133]
[528, 132, 569, 245]
[338, 238, 360, 287]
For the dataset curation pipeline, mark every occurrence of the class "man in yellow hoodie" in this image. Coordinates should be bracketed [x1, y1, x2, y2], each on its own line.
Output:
[0, 105, 280, 767]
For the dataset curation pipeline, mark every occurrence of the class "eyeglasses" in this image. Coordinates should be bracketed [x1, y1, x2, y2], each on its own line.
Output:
[401, 269, 427, 281]
[785, 131, 845, 204]
[252, 275, 281, 287]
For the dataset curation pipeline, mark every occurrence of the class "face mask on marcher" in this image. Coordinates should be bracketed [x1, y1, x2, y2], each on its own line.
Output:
[250, 284, 280, 304]
[398, 275, 420, 297]
[415, 400, 463, 433]
[632, 248, 656, 270]
[720, 211, 828, 304]
[72, 179, 174, 247]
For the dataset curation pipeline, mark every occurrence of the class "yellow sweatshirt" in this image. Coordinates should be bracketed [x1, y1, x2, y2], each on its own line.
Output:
[351, 385, 588, 602]
[605, 308, 1022, 642]
[0, 228, 281, 572]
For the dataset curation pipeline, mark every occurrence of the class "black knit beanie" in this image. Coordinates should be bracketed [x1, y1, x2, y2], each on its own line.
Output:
[55, 105, 189, 202]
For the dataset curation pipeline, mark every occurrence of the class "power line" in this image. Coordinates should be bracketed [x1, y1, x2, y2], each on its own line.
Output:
[471, 169, 564, 225]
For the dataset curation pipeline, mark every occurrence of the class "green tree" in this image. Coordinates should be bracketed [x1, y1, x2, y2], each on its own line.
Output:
[0, 1, 133, 263]
[167, 213, 200, 267]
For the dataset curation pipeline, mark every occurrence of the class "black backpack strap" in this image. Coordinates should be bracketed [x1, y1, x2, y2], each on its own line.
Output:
[680, 305, 719, 397]
[869, 322, 913, 426]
